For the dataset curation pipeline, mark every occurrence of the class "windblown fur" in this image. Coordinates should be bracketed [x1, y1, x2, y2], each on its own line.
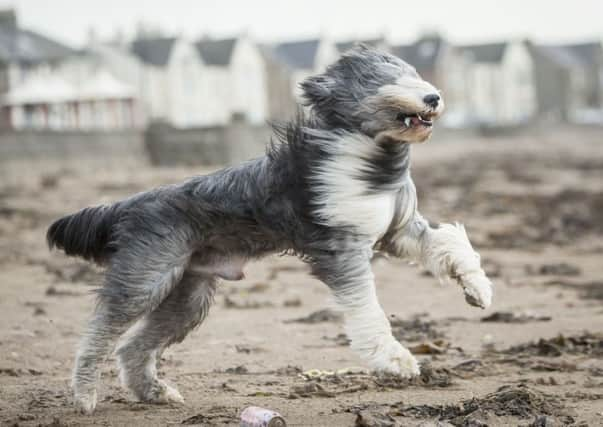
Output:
[47, 204, 121, 263]
[47, 45, 493, 414]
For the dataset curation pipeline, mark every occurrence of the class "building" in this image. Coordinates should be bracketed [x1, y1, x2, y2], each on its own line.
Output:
[70, 42, 144, 100]
[0, 9, 75, 92]
[561, 42, 603, 110]
[0, 9, 74, 128]
[195, 36, 268, 125]
[262, 38, 338, 121]
[528, 43, 589, 122]
[458, 41, 536, 126]
[259, 44, 297, 121]
[130, 35, 269, 127]
[130, 36, 205, 127]
[270, 38, 339, 100]
[0, 9, 138, 130]
[2, 70, 137, 130]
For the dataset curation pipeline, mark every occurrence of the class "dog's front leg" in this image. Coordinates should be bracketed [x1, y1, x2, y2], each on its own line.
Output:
[311, 249, 420, 378]
[389, 212, 493, 309]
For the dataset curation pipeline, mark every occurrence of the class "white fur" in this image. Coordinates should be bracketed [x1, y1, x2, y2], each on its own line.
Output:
[74, 389, 97, 415]
[312, 136, 492, 380]
[116, 337, 185, 404]
[378, 75, 445, 115]
[311, 133, 397, 242]
[393, 211, 493, 309]
[333, 271, 419, 377]
[159, 383, 185, 403]
[420, 222, 492, 308]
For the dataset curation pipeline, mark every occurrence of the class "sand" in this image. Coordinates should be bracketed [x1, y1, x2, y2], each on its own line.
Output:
[1, 128, 602, 426]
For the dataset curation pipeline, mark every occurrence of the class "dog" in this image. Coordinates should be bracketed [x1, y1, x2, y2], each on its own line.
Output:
[47, 45, 493, 414]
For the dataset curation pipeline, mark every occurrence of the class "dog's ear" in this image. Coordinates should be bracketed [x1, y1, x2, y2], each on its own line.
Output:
[300, 74, 336, 108]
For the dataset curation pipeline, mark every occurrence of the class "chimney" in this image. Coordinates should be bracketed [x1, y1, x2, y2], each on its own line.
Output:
[0, 9, 17, 30]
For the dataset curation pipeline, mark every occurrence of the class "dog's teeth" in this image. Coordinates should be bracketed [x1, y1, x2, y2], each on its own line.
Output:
[404, 117, 411, 127]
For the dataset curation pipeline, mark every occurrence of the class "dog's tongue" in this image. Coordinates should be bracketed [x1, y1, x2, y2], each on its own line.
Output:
[411, 116, 421, 126]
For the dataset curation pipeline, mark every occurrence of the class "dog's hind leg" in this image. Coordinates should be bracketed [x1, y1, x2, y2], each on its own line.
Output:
[310, 249, 420, 378]
[116, 271, 217, 404]
[72, 251, 190, 414]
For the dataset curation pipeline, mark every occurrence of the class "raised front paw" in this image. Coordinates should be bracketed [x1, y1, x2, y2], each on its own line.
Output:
[458, 271, 493, 309]
[370, 338, 420, 378]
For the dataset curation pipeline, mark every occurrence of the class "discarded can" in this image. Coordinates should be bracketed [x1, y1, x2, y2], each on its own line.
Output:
[240, 406, 287, 427]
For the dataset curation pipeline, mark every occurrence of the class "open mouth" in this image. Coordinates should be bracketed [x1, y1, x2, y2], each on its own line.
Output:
[396, 112, 434, 128]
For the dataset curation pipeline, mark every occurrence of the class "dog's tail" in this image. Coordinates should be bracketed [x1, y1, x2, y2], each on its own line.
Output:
[47, 203, 122, 264]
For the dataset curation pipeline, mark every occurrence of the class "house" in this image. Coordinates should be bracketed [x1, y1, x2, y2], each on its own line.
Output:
[130, 36, 206, 127]
[0, 9, 75, 92]
[2, 70, 137, 130]
[259, 44, 297, 121]
[56, 43, 144, 126]
[0, 9, 76, 127]
[528, 43, 589, 121]
[270, 38, 339, 100]
[0, 9, 138, 130]
[561, 42, 603, 110]
[71, 42, 143, 97]
[195, 36, 268, 125]
[458, 40, 536, 126]
[129, 35, 268, 127]
[392, 35, 469, 126]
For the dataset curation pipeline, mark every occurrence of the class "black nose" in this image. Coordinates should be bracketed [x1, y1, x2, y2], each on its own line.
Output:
[423, 94, 440, 108]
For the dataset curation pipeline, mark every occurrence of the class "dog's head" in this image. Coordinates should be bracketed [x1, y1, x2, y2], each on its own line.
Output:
[301, 45, 444, 143]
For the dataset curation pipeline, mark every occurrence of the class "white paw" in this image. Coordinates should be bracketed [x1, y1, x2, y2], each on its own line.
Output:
[370, 339, 420, 378]
[161, 383, 184, 404]
[147, 381, 184, 404]
[74, 390, 97, 415]
[459, 271, 493, 309]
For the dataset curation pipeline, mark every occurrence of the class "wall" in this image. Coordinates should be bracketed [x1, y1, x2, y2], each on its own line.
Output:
[145, 122, 271, 166]
[0, 129, 146, 180]
[4, 123, 599, 178]
[148, 122, 590, 167]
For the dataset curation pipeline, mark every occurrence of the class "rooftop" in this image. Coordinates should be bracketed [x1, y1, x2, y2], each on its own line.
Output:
[195, 38, 237, 66]
[0, 11, 74, 65]
[130, 37, 177, 67]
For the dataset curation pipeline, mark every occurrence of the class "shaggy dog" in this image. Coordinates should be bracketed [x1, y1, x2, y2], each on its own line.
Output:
[47, 46, 493, 414]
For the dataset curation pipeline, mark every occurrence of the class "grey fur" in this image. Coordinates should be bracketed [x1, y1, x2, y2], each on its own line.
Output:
[116, 271, 216, 402]
[301, 46, 418, 133]
[47, 45, 490, 413]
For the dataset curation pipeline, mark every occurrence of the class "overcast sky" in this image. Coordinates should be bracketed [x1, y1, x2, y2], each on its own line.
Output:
[4, 0, 603, 47]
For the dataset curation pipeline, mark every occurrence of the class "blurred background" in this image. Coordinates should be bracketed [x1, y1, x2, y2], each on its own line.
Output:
[0, 0, 601, 171]
[1, 2, 602, 426]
